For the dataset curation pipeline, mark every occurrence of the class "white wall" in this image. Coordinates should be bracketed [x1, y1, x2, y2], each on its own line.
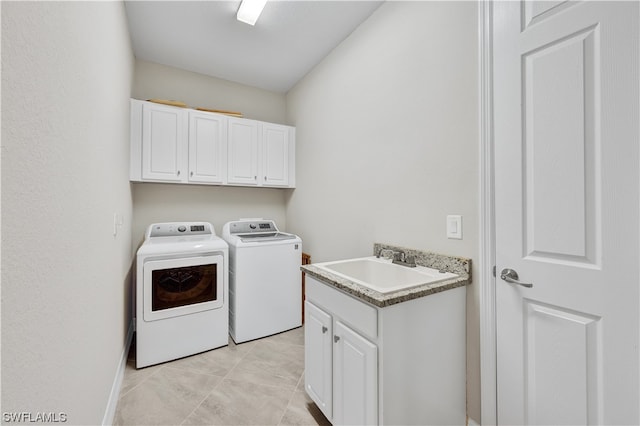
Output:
[1, 2, 134, 424]
[132, 183, 287, 251]
[130, 61, 291, 250]
[133, 59, 288, 124]
[285, 1, 481, 421]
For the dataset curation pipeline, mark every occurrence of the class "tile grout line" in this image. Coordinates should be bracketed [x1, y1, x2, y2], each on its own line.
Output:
[179, 340, 257, 425]
[117, 361, 166, 400]
[277, 366, 306, 426]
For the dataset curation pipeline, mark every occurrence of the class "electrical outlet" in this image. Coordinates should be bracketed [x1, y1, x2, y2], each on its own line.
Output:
[113, 213, 123, 236]
[447, 215, 462, 239]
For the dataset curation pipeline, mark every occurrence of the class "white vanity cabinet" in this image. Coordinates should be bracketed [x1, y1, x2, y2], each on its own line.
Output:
[305, 301, 334, 417]
[333, 320, 378, 425]
[130, 99, 295, 188]
[304, 275, 466, 426]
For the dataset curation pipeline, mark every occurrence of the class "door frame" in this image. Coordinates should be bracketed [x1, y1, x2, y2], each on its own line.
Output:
[478, 1, 497, 425]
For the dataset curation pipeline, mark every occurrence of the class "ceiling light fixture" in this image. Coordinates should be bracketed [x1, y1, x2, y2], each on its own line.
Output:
[236, 0, 268, 26]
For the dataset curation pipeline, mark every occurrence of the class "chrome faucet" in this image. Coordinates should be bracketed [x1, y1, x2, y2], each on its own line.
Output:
[377, 248, 417, 268]
[393, 251, 417, 268]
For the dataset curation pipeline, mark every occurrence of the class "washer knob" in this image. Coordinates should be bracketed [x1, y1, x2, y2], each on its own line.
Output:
[178, 226, 186, 232]
[249, 224, 257, 229]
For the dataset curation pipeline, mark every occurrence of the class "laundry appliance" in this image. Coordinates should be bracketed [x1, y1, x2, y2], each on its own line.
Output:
[136, 222, 228, 368]
[222, 219, 302, 343]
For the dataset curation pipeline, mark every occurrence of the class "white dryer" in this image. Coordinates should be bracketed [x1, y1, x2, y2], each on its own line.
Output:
[222, 219, 302, 343]
[136, 222, 228, 368]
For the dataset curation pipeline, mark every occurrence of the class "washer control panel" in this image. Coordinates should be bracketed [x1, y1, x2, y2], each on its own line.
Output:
[148, 222, 212, 238]
[229, 220, 278, 235]
[228, 220, 277, 235]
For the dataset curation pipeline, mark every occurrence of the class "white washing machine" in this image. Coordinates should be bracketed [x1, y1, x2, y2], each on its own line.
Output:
[222, 219, 302, 343]
[136, 222, 228, 368]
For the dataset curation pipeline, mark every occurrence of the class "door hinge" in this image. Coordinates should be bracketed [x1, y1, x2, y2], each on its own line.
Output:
[492, 265, 496, 277]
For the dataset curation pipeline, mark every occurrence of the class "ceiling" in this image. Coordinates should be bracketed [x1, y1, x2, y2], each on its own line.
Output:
[124, 1, 384, 93]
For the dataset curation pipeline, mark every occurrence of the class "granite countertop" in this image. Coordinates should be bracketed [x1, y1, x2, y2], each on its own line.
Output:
[301, 243, 472, 308]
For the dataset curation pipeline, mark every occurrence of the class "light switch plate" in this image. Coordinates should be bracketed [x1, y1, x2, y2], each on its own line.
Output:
[447, 215, 462, 239]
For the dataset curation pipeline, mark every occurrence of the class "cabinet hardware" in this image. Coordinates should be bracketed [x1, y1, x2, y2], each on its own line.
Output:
[334, 335, 340, 343]
[322, 326, 328, 334]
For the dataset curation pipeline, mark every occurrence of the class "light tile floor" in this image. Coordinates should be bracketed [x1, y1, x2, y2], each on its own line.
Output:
[114, 327, 330, 426]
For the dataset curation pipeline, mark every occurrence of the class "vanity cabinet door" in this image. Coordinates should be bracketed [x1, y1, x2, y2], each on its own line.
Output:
[304, 301, 333, 421]
[141, 102, 187, 182]
[188, 111, 227, 184]
[333, 320, 378, 426]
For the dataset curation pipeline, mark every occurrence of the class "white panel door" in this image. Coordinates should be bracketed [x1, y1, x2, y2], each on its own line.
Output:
[333, 321, 377, 426]
[261, 123, 289, 187]
[142, 102, 187, 182]
[227, 117, 259, 185]
[188, 111, 226, 184]
[304, 301, 333, 421]
[494, 1, 639, 424]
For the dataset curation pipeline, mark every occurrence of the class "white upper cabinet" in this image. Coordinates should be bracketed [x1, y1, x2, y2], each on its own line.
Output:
[227, 118, 296, 188]
[227, 117, 259, 186]
[140, 101, 188, 182]
[188, 111, 227, 184]
[130, 99, 295, 188]
[262, 123, 295, 188]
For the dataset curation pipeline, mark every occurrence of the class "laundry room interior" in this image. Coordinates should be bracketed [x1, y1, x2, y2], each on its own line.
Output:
[4, 0, 638, 425]
[3, 1, 489, 424]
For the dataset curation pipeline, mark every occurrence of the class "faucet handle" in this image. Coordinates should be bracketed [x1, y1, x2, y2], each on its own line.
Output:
[378, 248, 395, 260]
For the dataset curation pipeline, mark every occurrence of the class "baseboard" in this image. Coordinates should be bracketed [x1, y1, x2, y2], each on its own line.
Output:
[467, 416, 481, 426]
[102, 320, 134, 425]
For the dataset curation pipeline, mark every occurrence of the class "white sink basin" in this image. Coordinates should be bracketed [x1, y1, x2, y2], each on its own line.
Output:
[314, 256, 457, 294]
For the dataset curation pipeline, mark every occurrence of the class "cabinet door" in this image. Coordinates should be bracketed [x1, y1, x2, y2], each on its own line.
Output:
[188, 111, 226, 184]
[261, 123, 290, 187]
[304, 301, 333, 421]
[142, 102, 187, 182]
[227, 117, 258, 185]
[333, 320, 378, 426]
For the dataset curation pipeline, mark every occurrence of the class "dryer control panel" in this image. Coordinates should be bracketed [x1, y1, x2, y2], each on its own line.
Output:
[147, 222, 213, 238]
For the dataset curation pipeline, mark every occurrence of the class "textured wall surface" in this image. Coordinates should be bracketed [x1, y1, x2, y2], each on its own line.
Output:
[285, 2, 481, 421]
[2, 2, 134, 423]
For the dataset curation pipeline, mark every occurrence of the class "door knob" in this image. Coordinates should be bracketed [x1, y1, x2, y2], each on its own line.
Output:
[500, 268, 533, 288]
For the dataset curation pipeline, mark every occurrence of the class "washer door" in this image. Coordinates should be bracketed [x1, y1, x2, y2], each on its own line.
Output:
[143, 254, 224, 321]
